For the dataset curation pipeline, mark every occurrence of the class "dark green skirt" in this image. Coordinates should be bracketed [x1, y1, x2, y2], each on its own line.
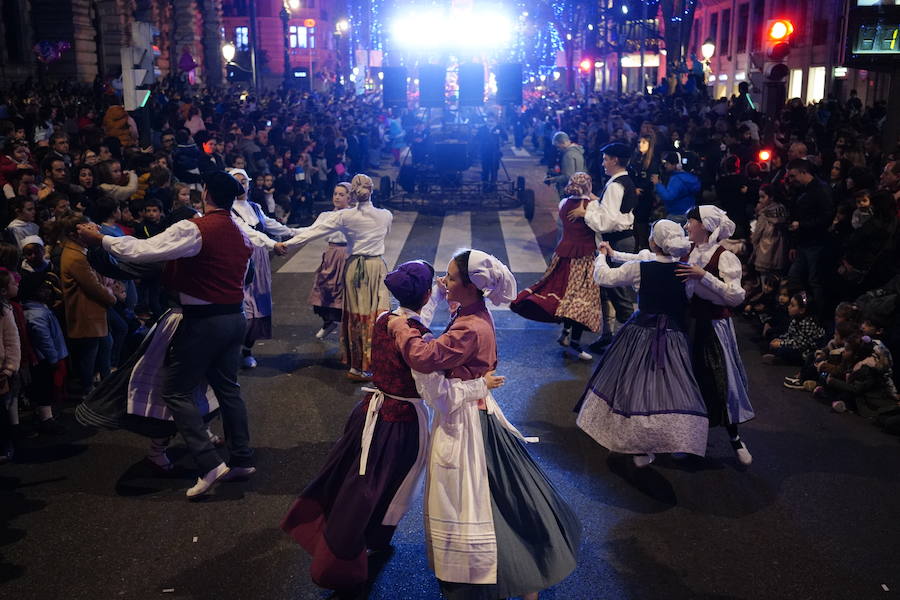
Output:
[440, 411, 581, 599]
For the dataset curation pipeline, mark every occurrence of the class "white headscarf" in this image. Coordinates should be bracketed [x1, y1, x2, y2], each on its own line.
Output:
[651, 219, 692, 256]
[226, 168, 251, 195]
[467, 250, 517, 306]
[698, 205, 736, 243]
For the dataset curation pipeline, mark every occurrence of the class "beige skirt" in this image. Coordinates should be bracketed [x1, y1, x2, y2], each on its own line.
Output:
[341, 255, 390, 372]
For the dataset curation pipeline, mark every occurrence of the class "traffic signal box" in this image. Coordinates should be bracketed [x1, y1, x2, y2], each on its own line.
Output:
[761, 19, 794, 115]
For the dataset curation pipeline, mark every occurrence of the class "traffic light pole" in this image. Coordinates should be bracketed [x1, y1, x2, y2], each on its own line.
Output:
[884, 64, 900, 150]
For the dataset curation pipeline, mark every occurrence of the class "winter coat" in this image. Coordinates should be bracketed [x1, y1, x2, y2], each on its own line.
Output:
[655, 171, 700, 216]
[750, 202, 788, 272]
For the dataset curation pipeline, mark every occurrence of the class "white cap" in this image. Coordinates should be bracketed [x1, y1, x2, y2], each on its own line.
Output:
[19, 235, 44, 249]
[467, 250, 517, 306]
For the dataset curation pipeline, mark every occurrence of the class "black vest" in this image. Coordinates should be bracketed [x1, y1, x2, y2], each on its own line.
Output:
[638, 261, 688, 328]
[611, 173, 638, 214]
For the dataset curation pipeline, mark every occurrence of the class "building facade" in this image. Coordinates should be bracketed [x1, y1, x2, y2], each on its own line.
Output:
[689, 0, 892, 107]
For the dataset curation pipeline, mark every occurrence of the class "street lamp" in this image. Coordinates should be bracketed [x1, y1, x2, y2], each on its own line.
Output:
[280, 3, 291, 88]
[701, 38, 716, 63]
[222, 41, 236, 64]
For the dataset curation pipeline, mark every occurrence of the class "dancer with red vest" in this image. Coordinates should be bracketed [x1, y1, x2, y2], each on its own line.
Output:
[77, 170, 256, 498]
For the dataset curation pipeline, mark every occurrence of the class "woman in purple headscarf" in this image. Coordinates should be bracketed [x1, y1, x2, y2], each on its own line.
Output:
[281, 260, 502, 595]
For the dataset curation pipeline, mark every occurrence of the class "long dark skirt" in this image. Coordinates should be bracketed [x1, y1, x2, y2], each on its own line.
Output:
[281, 396, 419, 591]
[440, 411, 581, 600]
[692, 317, 731, 428]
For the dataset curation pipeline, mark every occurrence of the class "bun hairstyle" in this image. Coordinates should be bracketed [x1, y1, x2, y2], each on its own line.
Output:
[350, 174, 373, 204]
[564, 172, 592, 198]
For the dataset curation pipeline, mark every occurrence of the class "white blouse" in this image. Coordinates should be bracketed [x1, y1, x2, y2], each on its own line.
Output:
[593, 249, 676, 291]
[685, 242, 745, 307]
[584, 172, 635, 239]
[231, 199, 301, 250]
[283, 200, 392, 256]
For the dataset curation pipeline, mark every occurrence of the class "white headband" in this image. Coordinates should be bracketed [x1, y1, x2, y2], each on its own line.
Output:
[698, 205, 736, 243]
[467, 250, 517, 306]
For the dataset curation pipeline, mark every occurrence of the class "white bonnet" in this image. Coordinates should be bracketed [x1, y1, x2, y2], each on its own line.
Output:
[226, 168, 251, 192]
[467, 250, 517, 306]
[650, 219, 691, 256]
[698, 205, 736, 243]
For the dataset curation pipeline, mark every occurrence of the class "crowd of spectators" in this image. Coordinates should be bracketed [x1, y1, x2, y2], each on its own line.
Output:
[0, 79, 394, 461]
[521, 82, 899, 435]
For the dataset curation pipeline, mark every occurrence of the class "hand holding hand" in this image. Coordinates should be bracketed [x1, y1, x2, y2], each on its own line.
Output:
[483, 370, 506, 390]
[273, 242, 288, 256]
[789, 221, 800, 231]
[650, 174, 660, 185]
[598, 241, 613, 256]
[770, 339, 782, 349]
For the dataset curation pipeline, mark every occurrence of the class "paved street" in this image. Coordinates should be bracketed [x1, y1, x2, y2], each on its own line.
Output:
[2, 146, 900, 600]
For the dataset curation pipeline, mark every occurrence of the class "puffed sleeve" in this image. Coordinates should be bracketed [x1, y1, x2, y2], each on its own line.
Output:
[698, 249, 745, 307]
[411, 371, 488, 417]
[393, 319, 477, 374]
[593, 254, 641, 288]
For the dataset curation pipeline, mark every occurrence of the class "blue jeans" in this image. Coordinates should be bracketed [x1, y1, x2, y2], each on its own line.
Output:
[69, 335, 112, 392]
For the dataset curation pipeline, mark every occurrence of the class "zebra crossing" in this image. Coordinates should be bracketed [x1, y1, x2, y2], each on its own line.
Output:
[277, 209, 549, 276]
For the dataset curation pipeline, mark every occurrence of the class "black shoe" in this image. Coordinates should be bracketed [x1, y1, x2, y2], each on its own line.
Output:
[34, 417, 67, 435]
[11, 424, 38, 440]
[782, 376, 804, 390]
[588, 336, 612, 353]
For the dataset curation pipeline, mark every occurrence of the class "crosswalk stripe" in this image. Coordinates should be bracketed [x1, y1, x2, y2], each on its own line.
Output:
[383, 210, 418, 269]
[498, 209, 548, 273]
[277, 236, 328, 273]
[434, 212, 472, 271]
[277, 209, 547, 277]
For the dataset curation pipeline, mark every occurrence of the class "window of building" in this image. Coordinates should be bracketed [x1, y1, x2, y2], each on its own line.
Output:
[296, 0, 315, 7]
[693, 17, 702, 54]
[813, 19, 828, 46]
[2, 0, 24, 62]
[289, 25, 315, 49]
[720, 9, 731, 55]
[788, 68, 804, 100]
[709, 13, 718, 54]
[736, 4, 749, 53]
[751, 0, 765, 50]
[235, 26, 249, 51]
[807, 66, 826, 102]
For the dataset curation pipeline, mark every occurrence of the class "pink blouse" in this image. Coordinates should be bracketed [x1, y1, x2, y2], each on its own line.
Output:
[394, 301, 497, 382]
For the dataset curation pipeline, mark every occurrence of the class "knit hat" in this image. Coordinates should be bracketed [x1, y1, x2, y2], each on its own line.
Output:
[19, 235, 44, 249]
[385, 260, 435, 307]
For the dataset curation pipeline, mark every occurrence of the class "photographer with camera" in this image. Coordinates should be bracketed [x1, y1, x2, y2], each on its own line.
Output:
[652, 151, 701, 221]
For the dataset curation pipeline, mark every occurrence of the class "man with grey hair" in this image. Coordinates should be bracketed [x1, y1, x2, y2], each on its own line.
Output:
[544, 131, 585, 197]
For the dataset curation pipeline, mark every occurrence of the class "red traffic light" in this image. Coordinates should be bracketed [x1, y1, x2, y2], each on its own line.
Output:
[758, 149, 772, 162]
[579, 59, 592, 72]
[767, 19, 793, 41]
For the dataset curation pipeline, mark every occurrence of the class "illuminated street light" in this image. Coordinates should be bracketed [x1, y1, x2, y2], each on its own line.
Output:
[336, 18, 350, 33]
[701, 38, 716, 61]
[222, 41, 236, 63]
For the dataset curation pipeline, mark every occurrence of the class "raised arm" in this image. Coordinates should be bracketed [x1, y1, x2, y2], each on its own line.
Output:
[282, 210, 343, 249]
[101, 219, 202, 264]
[593, 253, 641, 288]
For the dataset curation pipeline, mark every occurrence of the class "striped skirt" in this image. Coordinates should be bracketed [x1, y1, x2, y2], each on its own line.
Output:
[341, 255, 390, 372]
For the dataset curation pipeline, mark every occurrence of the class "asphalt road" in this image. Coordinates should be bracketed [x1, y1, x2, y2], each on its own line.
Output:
[2, 144, 899, 600]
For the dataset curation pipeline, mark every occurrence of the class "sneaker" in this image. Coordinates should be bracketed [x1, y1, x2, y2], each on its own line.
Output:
[633, 453, 656, 468]
[34, 417, 67, 435]
[567, 343, 592, 361]
[221, 466, 257, 481]
[557, 329, 570, 347]
[831, 400, 847, 413]
[186, 463, 230, 499]
[730, 439, 753, 467]
[783, 376, 803, 389]
[315, 321, 339, 340]
[346, 370, 372, 382]
[241, 354, 258, 369]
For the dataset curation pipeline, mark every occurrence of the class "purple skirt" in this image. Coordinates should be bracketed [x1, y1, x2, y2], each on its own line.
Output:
[281, 395, 419, 591]
[308, 242, 349, 310]
[575, 312, 709, 455]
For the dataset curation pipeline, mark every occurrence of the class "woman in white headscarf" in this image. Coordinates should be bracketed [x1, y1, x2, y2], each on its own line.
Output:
[575, 220, 709, 468]
[676, 205, 755, 467]
[227, 168, 304, 368]
[388, 249, 581, 600]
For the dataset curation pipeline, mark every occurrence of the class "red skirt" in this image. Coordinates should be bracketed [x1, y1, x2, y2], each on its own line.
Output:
[510, 254, 601, 331]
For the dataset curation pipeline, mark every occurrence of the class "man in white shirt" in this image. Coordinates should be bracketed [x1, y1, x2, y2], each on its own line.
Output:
[567, 142, 637, 351]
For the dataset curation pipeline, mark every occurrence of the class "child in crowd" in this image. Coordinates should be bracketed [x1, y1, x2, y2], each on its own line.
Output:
[20, 235, 50, 274]
[743, 274, 780, 318]
[860, 315, 899, 401]
[763, 291, 825, 365]
[21, 272, 68, 434]
[189, 189, 203, 214]
[820, 335, 898, 415]
[761, 283, 791, 342]
[784, 302, 862, 390]
[4, 196, 39, 247]
[134, 198, 165, 239]
[0, 269, 22, 462]
[749, 184, 787, 279]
